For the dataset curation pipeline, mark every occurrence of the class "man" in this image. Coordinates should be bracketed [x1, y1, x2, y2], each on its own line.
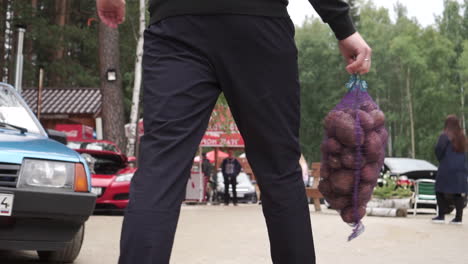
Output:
[201, 152, 214, 201]
[221, 149, 242, 205]
[97, 0, 371, 263]
[201, 152, 213, 179]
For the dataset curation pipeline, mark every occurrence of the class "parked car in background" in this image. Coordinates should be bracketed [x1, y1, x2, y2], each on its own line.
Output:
[380, 158, 467, 211]
[67, 139, 136, 211]
[0, 82, 95, 263]
[216, 171, 257, 203]
[381, 157, 438, 186]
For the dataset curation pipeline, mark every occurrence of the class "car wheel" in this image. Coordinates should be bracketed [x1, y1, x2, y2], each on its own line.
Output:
[37, 225, 84, 263]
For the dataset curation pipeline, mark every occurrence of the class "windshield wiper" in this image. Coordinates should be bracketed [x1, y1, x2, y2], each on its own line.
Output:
[0, 122, 28, 134]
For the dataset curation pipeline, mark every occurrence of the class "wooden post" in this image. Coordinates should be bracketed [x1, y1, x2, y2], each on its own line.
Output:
[305, 162, 323, 212]
[36, 68, 44, 119]
[198, 146, 203, 202]
[214, 147, 219, 172]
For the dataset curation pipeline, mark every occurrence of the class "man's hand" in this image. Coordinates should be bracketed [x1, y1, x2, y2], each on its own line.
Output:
[338, 32, 372, 75]
[96, 0, 126, 28]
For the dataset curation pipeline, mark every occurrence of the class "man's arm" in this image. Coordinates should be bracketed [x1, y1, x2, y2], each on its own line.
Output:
[309, 0, 372, 75]
[221, 159, 227, 176]
[309, 0, 355, 41]
[234, 159, 242, 176]
[96, 0, 126, 28]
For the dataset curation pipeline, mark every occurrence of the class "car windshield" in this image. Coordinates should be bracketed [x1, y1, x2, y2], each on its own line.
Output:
[67, 141, 119, 153]
[0, 84, 44, 135]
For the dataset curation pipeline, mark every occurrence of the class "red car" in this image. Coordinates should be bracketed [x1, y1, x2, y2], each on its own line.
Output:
[67, 140, 136, 211]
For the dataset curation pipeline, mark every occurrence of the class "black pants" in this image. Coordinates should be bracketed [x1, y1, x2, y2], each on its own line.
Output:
[224, 175, 238, 205]
[436, 192, 464, 220]
[119, 15, 315, 264]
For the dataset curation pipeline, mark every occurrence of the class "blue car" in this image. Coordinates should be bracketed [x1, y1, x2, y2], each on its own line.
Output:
[0, 83, 96, 263]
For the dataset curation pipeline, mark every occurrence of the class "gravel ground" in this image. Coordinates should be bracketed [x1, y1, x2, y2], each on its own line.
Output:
[0, 204, 466, 264]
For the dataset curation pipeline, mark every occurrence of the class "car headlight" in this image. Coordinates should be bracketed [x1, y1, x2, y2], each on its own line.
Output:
[18, 159, 75, 189]
[115, 173, 134, 182]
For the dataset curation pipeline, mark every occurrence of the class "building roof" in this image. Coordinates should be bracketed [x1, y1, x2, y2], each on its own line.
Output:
[22, 88, 101, 115]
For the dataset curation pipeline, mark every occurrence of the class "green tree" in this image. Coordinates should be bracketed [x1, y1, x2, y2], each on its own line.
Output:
[296, 17, 348, 162]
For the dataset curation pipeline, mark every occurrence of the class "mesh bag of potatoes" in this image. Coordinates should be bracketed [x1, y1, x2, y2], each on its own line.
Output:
[318, 75, 388, 241]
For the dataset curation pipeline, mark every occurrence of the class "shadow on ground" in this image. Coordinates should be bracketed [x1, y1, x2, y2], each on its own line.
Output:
[0, 250, 43, 263]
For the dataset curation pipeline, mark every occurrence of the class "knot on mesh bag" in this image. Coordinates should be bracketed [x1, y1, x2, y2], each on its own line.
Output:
[318, 75, 388, 241]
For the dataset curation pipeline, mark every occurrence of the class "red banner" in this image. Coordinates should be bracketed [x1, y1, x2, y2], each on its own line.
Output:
[200, 106, 244, 147]
[55, 124, 94, 140]
[200, 132, 244, 147]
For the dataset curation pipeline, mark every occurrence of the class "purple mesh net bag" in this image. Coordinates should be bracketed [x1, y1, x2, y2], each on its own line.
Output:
[318, 75, 388, 241]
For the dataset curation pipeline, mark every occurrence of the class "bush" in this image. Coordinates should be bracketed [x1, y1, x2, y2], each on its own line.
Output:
[372, 176, 413, 199]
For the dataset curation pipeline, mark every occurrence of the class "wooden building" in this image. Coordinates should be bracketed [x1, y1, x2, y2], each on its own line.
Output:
[22, 87, 102, 131]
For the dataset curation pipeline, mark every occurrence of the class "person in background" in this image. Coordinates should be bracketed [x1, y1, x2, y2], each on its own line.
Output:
[201, 152, 214, 201]
[221, 149, 242, 206]
[433, 115, 468, 224]
[299, 154, 310, 186]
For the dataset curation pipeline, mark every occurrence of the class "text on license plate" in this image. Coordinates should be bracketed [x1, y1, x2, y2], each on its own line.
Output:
[0, 193, 14, 216]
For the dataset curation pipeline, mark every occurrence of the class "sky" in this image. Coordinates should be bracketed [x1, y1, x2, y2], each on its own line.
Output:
[287, 0, 463, 27]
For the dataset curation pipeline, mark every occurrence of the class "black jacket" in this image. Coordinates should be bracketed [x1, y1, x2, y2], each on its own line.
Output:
[221, 158, 242, 178]
[202, 158, 213, 177]
[149, 0, 355, 40]
[435, 133, 468, 194]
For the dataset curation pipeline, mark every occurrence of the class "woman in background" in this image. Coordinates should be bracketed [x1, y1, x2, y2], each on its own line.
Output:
[433, 115, 468, 224]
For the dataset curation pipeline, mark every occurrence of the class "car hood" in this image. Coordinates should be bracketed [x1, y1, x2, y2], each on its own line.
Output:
[0, 132, 81, 164]
[385, 158, 438, 174]
[74, 149, 126, 165]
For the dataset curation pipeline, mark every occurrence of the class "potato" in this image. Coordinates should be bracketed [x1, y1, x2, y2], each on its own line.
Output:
[330, 169, 355, 195]
[364, 131, 383, 163]
[335, 113, 365, 147]
[360, 101, 378, 113]
[357, 110, 375, 131]
[324, 111, 346, 137]
[326, 195, 351, 210]
[343, 108, 356, 117]
[320, 164, 331, 180]
[376, 127, 389, 146]
[320, 142, 327, 157]
[341, 148, 366, 169]
[361, 163, 379, 184]
[340, 205, 367, 224]
[358, 183, 375, 206]
[370, 110, 385, 129]
[325, 138, 343, 154]
[328, 155, 342, 169]
[377, 149, 386, 166]
[318, 179, 332, 196]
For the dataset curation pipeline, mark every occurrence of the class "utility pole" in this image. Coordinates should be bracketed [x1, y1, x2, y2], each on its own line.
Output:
[126, 0, 146, 157]
[14, 26, 25, 92]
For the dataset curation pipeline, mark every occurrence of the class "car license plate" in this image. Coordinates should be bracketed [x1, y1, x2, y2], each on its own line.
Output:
[0, 193, 14, 216]
[231, 192, 244, 198]
[91, 187, 102, 196]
